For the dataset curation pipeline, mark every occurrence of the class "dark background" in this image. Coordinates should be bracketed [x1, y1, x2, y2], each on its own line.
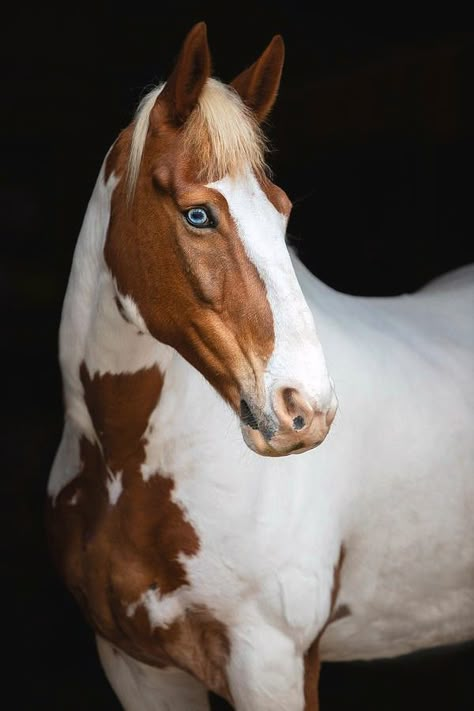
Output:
[3, 3, 473, 709]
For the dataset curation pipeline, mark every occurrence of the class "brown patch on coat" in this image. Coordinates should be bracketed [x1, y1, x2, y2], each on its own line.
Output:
[102, 92, 276, 414]
[303, 641, 321, 711]
[303, 547, 347, 710]
[159, 606, 232, 701]
[328, 546, 346, 618]
[47, 363, 231, 698]
[329, 603, 351, 624]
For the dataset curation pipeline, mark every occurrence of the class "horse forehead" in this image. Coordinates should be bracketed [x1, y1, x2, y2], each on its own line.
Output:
[208, 174, 291, 282]
[208, 173, 289, 228]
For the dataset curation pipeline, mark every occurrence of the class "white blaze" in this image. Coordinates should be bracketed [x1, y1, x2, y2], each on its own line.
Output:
[209, 172, 334, 413]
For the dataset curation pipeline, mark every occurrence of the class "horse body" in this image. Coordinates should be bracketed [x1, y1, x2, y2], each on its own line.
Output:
[47, 22, 474, 711]
[296, 257, 474, 661]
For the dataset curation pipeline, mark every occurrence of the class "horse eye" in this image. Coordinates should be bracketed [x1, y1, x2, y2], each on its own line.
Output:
[184, 207, 215, 228]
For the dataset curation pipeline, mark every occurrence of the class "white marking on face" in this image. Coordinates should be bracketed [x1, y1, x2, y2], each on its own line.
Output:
[106, 469, 123, 505]
[208, 172, 335, 414]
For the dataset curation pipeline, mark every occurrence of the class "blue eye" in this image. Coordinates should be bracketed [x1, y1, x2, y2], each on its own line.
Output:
[184, 206, 215, 228]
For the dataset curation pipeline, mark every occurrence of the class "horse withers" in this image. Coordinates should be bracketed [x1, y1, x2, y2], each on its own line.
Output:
[47, 22, 474, 710]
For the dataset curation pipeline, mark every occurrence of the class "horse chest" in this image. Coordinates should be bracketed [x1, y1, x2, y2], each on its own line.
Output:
[48, 448, 235, 696]
[50, 435, 338, 662]
[165, 467, 343, 655]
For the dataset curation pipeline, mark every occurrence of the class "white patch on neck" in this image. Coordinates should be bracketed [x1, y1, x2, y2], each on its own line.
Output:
[49, 156, 173, 500]
[48, 419, 82, 500]
[58, 159, 173, 425]
[106, 469, 123, 505]
[83, 273, 173, 377]
[58, 160, 119, 442]
[127, 586, 187, 629]
[208, 172, 334, 412]
[115, 287, 150, 334]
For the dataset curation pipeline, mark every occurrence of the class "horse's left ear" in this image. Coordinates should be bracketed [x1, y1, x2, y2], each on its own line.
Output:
[231, 35, 285, 123]
[156, 21, 212, 126]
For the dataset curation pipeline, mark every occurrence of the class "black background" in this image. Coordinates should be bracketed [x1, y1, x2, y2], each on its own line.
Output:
[3, 3, 473, 709]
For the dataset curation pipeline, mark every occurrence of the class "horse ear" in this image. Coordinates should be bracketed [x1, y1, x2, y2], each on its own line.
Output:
[231, 35, 285, 123]
[155, 22, 211, 126]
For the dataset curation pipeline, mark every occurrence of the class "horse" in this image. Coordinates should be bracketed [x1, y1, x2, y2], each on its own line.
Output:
[46, 21, 474, 710]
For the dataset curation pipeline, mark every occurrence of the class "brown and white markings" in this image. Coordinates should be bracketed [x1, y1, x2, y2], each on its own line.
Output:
[47, 20, 474, 711]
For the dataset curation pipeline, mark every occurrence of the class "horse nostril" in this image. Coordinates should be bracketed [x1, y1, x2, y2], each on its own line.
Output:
[292, 415, 305, 431]
[240, 399, 259, 430]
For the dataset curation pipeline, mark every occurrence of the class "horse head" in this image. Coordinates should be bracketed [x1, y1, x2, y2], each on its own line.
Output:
[104, 22, 337, 456]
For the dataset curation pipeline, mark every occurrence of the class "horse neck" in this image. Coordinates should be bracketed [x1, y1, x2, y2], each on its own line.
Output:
[290, 252, 350, 341]
[58, 160, 176, 439]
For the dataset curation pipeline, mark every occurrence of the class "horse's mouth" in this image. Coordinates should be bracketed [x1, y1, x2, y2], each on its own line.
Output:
[239, 399, 276, 441]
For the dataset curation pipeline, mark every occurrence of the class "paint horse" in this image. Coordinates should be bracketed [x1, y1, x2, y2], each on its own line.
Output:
[47, 22, 474, 710]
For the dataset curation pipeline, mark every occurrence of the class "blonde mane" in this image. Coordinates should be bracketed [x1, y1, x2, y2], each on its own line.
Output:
[126, 78, 269, 200]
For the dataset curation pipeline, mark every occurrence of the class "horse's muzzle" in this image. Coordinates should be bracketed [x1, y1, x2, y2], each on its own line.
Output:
[240, 386, 337, 456]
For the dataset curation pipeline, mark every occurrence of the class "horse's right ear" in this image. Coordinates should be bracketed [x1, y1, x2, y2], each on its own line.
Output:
[231, 35, 285, 123]
[153, 22, 211, 126]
